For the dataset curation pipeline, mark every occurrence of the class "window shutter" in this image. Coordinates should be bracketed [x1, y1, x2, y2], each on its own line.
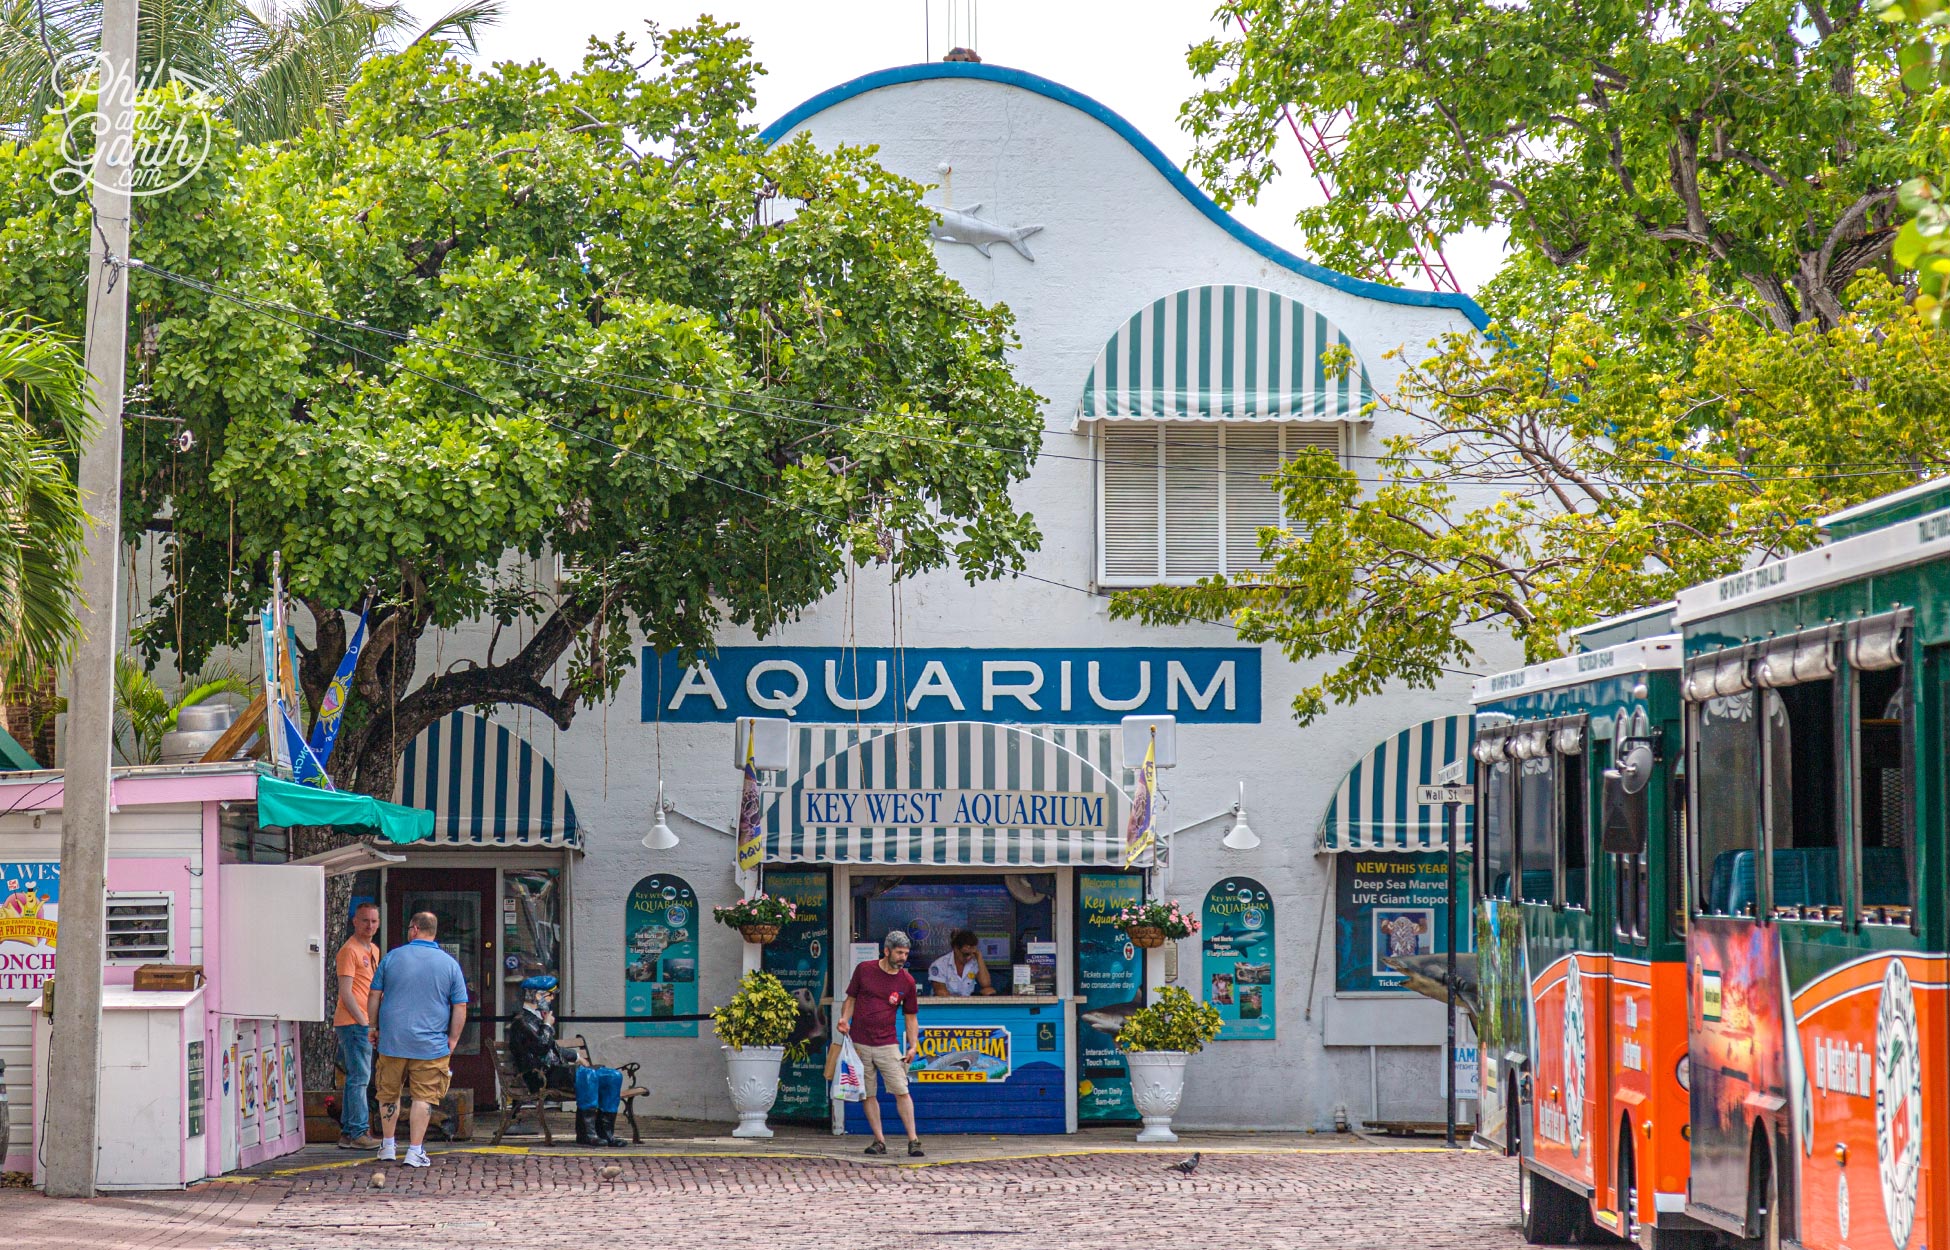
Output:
[1223, 426, 1284, 574]
[1164, 426, 1221, 578]
[1102, 425, 1161, 580]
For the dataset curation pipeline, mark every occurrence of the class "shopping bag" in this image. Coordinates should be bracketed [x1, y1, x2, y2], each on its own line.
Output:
[831, 1035, 865, 1103]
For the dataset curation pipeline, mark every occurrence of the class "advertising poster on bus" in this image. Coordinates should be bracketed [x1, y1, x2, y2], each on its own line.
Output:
[1687, 919, 1790, 1224]
[760, 867, 832, 1121]
[625, 874, 699, 1037]
[1076, 873, 1143, 1121]
[1201, 878, 1274, 1040]
[0, 860, 58, 1001]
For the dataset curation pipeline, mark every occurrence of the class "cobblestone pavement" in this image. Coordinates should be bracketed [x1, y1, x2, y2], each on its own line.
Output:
[7, 1144, 1536, 1250]
[1, 1179, 289, 1249]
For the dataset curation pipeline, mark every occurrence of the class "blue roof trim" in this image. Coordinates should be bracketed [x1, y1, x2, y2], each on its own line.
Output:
[760, 62, 1490, 332]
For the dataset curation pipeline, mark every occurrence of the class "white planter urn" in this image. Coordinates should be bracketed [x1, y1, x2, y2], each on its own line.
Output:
[723, 1044, 786, 1138]
[1126, 1049, 1191, 1143]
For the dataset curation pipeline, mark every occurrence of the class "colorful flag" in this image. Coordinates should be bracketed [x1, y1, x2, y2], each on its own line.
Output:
[736, 730, 764, 872]
[1123, 730, 1156, 868]
[307, 601, 369, 767]
[281, 704, 334, 789]
[259, 605, 290, 771]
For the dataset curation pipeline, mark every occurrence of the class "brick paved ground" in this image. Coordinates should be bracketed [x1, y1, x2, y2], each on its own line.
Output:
[1, 1178, 289, 1249]
[6, 1144, 1537, 1250]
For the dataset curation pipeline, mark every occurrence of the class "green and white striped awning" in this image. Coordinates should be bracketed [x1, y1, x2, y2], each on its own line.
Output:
[762, 722, 1136, 866]
[1317, 714, 1474, 853]
[393, 711, 581, 848]
[1072, 285, 1376, 428]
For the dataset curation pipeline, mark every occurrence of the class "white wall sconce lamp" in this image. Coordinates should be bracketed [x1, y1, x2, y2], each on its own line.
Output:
[641, 782, 679, 851]
[1221, 783, 1259, 851]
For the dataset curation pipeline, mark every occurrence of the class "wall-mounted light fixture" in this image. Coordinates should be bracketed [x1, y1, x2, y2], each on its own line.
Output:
[641, 782, 679, 851]
[1221, 782, 1259, 851]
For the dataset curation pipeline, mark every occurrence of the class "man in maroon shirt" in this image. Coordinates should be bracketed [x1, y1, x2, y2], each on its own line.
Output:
[839, 930, 924, 1156]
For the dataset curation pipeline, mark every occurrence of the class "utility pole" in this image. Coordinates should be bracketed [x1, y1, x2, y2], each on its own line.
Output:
[43, 0, 139, 1199]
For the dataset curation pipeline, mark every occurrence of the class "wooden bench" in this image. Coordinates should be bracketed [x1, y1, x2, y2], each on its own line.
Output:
[488, 1035, 649, 1146]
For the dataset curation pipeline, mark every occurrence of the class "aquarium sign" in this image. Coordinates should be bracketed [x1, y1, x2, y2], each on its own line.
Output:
[645, 646, 1262, 725]
[910, 1025, 1012, 1083]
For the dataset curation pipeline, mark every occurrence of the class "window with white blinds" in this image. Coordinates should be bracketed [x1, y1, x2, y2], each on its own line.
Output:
[1098, 423, 1340, 585]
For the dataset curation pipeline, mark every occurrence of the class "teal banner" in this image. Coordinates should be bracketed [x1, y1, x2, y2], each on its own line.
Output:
[625, 874, 698, 1037]
[1076, 872, 1145, 1121]
[1202, 878, 1275, 1040]
[760, 867, 832, 1121]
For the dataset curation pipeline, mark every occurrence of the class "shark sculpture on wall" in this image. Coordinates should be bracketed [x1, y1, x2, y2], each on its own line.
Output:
[928, 203, 1044, 261]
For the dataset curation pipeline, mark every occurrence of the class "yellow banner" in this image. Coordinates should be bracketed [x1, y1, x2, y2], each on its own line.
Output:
[0, 917, 56, 945]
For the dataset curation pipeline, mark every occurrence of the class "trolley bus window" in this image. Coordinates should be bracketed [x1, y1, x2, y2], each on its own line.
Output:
[1763, 681, 1842, 918]
[1854, 664, 1913, 923]
[1482, 757, 1515, 899]
[1560, 745, 1587, 910]
[1519, 754, 1556, 904]
[1694, 690, 1761, 917]
[1601, 742, 1647, 939]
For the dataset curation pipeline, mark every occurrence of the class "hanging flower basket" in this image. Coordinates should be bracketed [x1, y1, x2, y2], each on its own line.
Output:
[1114, 900, 1198, 946]
[714, 893, 797, 944]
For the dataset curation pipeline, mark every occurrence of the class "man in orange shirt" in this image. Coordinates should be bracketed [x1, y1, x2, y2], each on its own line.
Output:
[334, 901, 381, 1148]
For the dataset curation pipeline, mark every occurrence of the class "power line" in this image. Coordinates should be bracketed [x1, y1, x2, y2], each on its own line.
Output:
[131, 260, 1935, 490]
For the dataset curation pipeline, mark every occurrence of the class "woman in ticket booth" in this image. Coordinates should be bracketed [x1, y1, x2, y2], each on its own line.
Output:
[927, 929, 997, 997]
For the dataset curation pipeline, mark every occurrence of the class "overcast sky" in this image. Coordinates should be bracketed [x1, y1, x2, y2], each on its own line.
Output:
[401, 0, 1508, 294]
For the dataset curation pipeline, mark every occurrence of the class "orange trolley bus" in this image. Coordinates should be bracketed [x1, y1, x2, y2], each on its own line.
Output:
[1473, 608, 1709, 1247]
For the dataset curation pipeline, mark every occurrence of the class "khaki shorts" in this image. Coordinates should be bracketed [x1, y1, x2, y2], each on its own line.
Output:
[855, 1043, 910, 1097]
[375, 1054, 452, 1107]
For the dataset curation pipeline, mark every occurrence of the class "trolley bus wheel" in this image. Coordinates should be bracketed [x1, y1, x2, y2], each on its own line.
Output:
[1519, 1162, 1587, 1245]
[1623, 1126, 1711, 1250]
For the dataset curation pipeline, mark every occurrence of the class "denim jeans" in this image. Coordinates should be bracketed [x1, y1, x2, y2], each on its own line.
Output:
[575, 1064, 623, 1113]
[335, 1023, 373, 1137]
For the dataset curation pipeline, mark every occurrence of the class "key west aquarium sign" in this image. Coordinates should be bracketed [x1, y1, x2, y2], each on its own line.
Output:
[645, 647, 1261, 725]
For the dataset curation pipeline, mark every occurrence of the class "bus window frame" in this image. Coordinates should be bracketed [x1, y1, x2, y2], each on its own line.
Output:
[1517, 743, 1558, 907]
[1556, 719, 1590, 913]
[1847, 617, 1917, 933]
[1689, 669, 1765, 921]
[1477, 747, 1516, 902]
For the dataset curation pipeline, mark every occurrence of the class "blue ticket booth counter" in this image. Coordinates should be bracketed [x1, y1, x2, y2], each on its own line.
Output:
[840, 998, 1072, 1135]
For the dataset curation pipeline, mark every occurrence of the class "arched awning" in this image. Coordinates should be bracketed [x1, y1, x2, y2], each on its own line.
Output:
[761, 722, 1134, 866]
[1072, 285, 1376, 428]
[1316, 714, 1474, 853]
[393, 711, 580, 848]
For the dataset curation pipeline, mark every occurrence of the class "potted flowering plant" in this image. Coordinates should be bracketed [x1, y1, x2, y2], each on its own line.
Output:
[1114, 986, 1223, 1142]
[1114, 899, 1197, 948]
[712, 893, 799, 945]
[711, 971, 808, 1138]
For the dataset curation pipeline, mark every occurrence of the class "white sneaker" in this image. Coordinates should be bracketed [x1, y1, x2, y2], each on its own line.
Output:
[402, 1147, 430, 1168]
[376, 1140, 397, 1162]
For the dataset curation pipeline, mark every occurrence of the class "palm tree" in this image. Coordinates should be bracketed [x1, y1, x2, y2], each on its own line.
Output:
[112, 653, 252, 764]
[0, 0, 502, 144]
[0, 313, 88, 692]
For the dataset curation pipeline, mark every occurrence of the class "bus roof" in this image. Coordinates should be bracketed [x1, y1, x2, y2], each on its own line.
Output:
[1567, 602, 1677, 652]
[1471, 635, 1682, 704]
[1819, 476, 1950, 542]
[1675, 501, 1950, 625]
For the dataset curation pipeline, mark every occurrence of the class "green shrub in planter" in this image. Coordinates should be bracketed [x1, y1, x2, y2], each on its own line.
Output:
[1114, 986, 1224, 1055]
[712, 971, 809, 1059]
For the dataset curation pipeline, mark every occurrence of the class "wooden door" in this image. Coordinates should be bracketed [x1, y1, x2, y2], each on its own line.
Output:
[385, 868, 497, 1109]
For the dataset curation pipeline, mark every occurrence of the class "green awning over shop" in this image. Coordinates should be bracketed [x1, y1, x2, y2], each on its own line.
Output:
[257, 774, 434, 844]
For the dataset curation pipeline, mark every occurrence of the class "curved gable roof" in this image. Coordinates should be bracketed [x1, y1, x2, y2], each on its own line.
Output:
[761, 62, 1489, 332]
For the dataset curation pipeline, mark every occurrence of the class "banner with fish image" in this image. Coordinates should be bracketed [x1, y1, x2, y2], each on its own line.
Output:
[759, 867, 832, 1121]
[1075, 872, 1144, 1121]
[909, 1024, 1012, 1082]
[1202, 878, 1275, 1040]
[1334, 852, 1473, 993]
[624, 874, 698, 1037]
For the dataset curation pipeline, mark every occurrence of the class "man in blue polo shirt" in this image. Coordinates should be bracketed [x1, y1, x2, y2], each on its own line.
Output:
[367, 911, 469, 1167]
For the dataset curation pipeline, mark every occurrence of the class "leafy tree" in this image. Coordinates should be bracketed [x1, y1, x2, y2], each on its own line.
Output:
[0, 0, 501, 143]
[1184, 0, 1914, 330]
[111, 653, 251, 764]
[0, 313, 88, 689]
[1111, 276, 1948, 722]
[0, 24, 1044, 797]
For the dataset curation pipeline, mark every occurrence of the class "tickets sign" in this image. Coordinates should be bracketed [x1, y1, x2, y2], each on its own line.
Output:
[910, 1025, 1012, 1083]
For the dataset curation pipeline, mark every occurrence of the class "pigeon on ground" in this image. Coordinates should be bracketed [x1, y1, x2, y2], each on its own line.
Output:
[370, 1172, 387, 1188]
[1164, 1152, 1200, 1175]
[600, 1164, 623, 1180]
